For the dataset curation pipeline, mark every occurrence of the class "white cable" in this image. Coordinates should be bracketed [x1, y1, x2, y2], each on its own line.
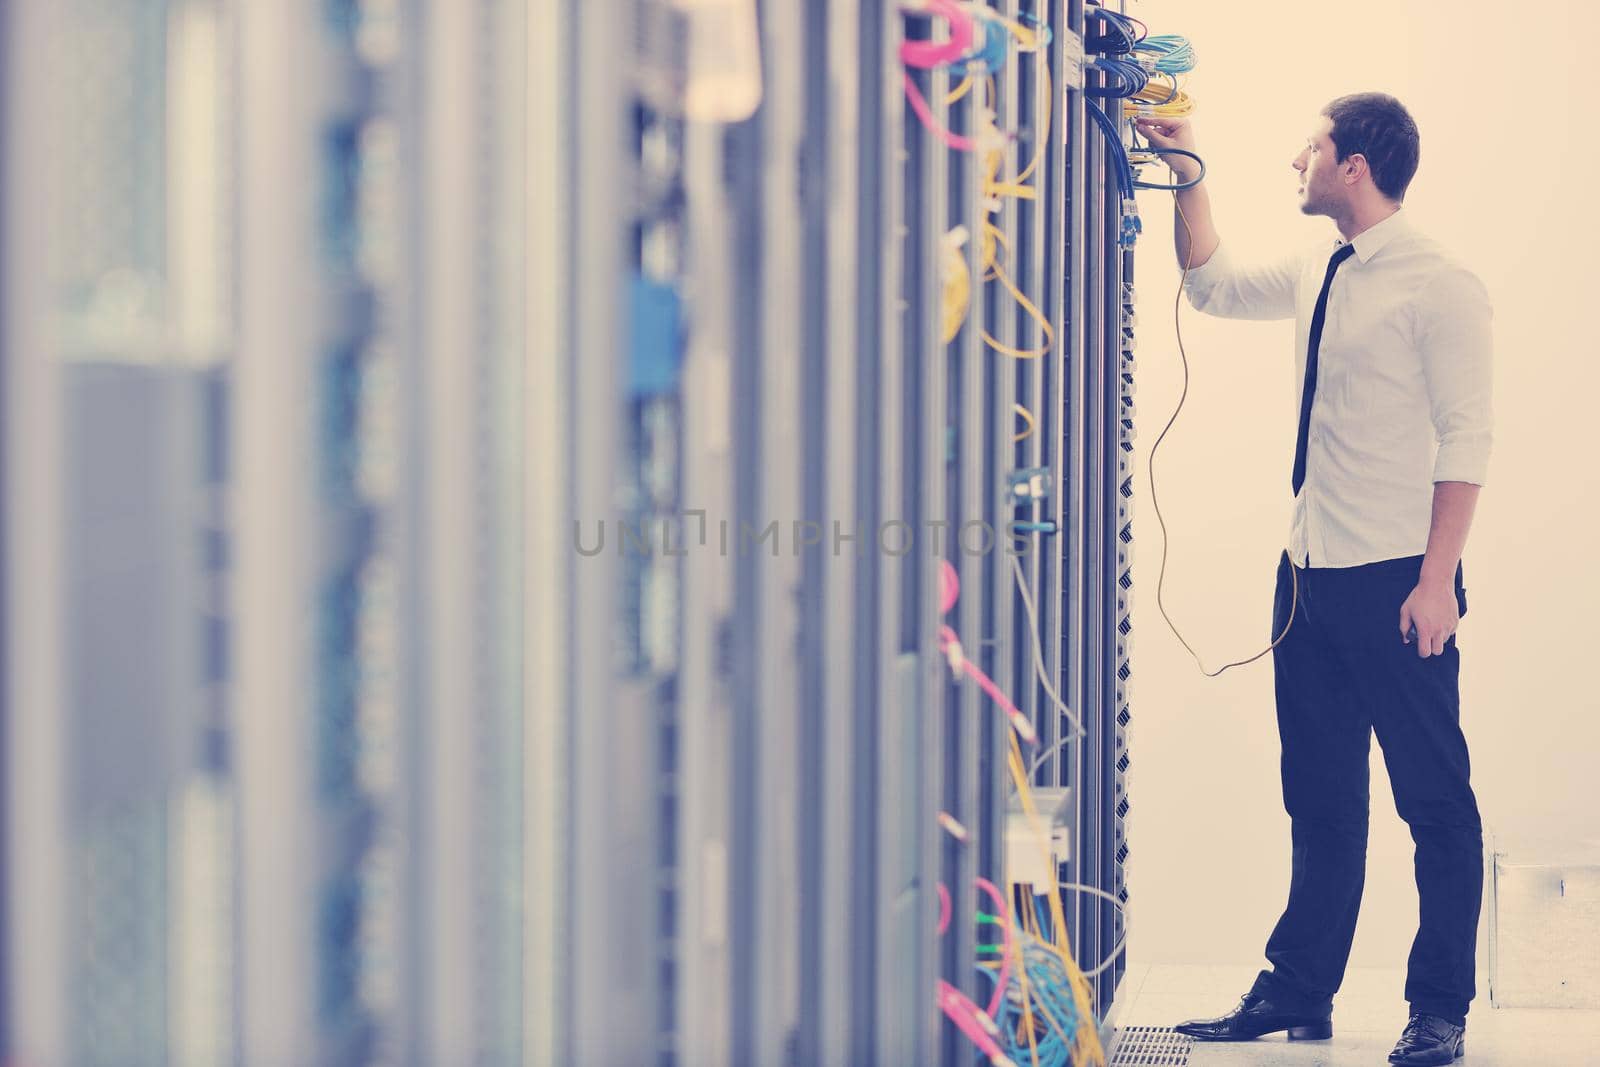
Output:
[1083, 932, 1129, 978]
[1057, 880, 1127, 913]
[1010, 554, 1087, 741]
[1058, 881, 1129, 978]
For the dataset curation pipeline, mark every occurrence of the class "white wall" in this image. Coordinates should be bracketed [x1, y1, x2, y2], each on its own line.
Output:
[1121, 0, 1600, 975]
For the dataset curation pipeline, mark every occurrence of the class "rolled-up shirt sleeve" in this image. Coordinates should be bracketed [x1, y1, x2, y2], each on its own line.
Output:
[1182, 239, 1304, 321]
[1417, 266, 1494, 485]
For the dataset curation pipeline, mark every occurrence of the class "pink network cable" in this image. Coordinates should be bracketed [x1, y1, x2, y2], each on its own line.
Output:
[902, 74, 977, 152]
[899, 0, 975, 69]
[939, 979, 1015, 1067]
[938, 558, 1038, 745]
[899, 0, 981, 152]
[935, 877, 1017, 1067]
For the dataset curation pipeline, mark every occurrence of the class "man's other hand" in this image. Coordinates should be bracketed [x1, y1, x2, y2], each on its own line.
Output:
[1399, 580, 1459, 658]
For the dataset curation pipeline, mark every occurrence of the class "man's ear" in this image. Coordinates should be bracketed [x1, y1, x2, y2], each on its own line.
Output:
[1344, 152, 1368, 184]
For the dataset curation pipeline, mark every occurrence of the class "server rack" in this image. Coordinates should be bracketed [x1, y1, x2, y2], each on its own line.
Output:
[556, 0, 1141, 1057]
[3, 0, 1146, 1063]
[5, 2, 239, 1064]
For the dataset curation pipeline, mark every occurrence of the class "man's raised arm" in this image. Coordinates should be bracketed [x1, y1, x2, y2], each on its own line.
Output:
[1134, 115, 1301, 322]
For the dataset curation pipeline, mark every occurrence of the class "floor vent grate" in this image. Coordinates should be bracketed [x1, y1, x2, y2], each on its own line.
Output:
[1107, 1026, 1193, 1066]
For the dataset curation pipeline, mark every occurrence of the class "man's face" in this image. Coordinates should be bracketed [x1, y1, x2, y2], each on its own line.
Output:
[1291, 116, 1346, 217]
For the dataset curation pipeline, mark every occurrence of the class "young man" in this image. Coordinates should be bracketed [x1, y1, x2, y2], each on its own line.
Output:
[1134, 94, 1492, 1067]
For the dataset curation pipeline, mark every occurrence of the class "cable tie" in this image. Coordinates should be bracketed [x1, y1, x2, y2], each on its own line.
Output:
[1010, 710, 1038, 745]
[938, 811, 970, 843]
[944, 635, 965, 678]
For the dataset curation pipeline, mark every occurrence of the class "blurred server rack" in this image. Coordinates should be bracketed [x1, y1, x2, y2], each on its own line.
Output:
[931, 1, 974, 1059]
[3, 2, 70, 1057]
[6, 1, 239, 1064]
[557, 0, 661, 1059]
[416, 0, 538, 1061]
[658, 0, 1139, 1060]
[675, 37, 737, 1067]
[1, 0, 1147, 1062]
[235, 0, 418, 1060]
[236, 0, 537, 1061]
[524, 0, 569, 1059]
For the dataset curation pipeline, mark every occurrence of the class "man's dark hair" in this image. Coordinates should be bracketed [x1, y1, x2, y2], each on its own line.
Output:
[1320, 92, 1420, 202]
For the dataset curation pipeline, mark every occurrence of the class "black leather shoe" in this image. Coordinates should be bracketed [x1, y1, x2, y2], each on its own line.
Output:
[1173, 991, 1333, 1042]
[1388, 1012, 1465, 1065]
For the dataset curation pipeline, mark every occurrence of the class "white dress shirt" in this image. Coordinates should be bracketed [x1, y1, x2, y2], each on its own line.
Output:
[1182, 207, 1493, 568]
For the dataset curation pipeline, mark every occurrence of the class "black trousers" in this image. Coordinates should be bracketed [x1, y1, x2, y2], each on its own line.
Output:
[1249, 550, 1482, 1027]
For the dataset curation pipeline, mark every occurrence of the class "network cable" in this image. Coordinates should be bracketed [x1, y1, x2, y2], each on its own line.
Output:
[1004, 744, 1105, 1066]
[900, 0, 973, 69]
[1010, 555, 1085, 742]
[1084, 55, 1147, 98]
[942, 225, 973, 343]
[937, 556, 1106, 1064]
[940, 558, 1038, 745]
[1131, 145, 1206, 191]
[936, 877, 1020, 1065]
[1123, 79, 1191, 117]
[960, 8, 1057, 362]
[1085, 100, 1134, 198]
[979, 933, 1088, 1067]
[1004, 721, 1104, 1063]
[1083, 3, 1143, 55]
[1133, 33, 1196, 74]
[915, 11, 1058, 360]
[1014, 402, 1037, 443]
[901, 0, 981, 151]
[1144, 167, 1303, 676]
[964, 15, 1010, 75]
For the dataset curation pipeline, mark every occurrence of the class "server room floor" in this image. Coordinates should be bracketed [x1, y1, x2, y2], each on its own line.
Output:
[1115, 963, 1600, 1066]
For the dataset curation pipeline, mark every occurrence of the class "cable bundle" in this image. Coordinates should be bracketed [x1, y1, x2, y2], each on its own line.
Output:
[1085, 99, 1134, 198]
[1133, 33, 1195, 74]
[907, 9, 1058, 360]
[1084, 55, 1147, 98]
[1123, 81, 1192, 119]
[973, 12, 1056, 360]
[980, 932, 1088, 1067]
[1083, 5, 1143, 55]
[1077, 20, 1210, 235]
[998, 724, 1108, 1066]
[938, 559, 1106, 1065]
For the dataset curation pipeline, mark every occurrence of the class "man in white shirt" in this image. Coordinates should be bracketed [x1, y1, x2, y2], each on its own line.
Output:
[1136, 94, 1490, 1067]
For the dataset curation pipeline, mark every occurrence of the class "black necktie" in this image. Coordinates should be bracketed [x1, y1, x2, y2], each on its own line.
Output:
[1291, 242, 1357, 496]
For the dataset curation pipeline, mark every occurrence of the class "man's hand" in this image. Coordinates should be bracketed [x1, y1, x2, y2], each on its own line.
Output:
[1133, 116, 1201, 182]
[1399, 579, 1459, 658]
